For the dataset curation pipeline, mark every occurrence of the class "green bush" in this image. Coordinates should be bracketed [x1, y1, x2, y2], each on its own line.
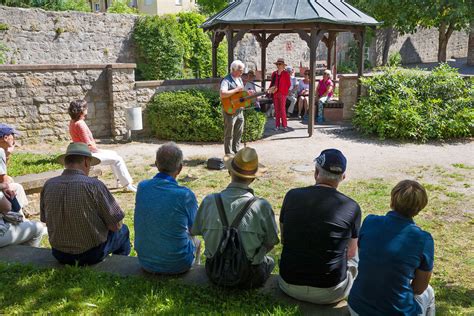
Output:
[353, 64, 474, 141]
[107, 0, 138, 14]
[147, 89, 266, 142]
[387, 52, 402, 67]
[133, 13, 227, 81]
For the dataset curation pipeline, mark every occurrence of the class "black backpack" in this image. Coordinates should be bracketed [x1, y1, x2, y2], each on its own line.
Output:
[205, 193, 258, 287]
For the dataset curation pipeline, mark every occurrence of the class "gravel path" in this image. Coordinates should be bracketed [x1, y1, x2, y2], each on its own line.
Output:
[97, 119, 474, 180]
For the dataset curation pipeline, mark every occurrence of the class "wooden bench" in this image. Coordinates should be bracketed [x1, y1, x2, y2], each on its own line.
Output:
[0, 245, 349, 315]
[15, 168, 103, 195]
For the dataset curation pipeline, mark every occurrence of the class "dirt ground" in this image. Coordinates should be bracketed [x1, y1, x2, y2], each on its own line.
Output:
[22, 118, 473, 182]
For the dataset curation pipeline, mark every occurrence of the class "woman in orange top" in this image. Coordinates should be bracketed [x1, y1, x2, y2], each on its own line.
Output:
[68, 100, 137, 192]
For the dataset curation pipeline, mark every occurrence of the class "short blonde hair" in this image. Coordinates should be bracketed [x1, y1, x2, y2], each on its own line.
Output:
[390, 180, 428, 218]
[323, 69, 332, 77]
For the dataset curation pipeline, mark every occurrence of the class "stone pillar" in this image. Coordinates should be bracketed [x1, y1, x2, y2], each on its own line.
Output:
[468, 21, 474, 66]
[339, 74, 362, 120]
[107, 64, 137, 141]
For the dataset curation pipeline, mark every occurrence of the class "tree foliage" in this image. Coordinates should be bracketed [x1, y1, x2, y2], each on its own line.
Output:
[134, 13, 227, 80]
[107, 0, 138, 14]
[0, 0, 91, 11]
[196, 0, 227, 16]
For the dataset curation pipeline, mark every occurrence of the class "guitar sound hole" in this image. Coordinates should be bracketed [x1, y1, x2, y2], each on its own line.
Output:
[239, 98, 245, 102]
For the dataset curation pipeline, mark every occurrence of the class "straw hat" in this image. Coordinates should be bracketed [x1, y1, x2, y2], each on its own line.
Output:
[57, 142, 101, 166]
[274, 58, 287, 66]
[223, 147, 261, 179]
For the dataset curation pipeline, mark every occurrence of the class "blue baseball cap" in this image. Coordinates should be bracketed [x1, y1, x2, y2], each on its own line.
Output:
[0, 124, 20, 137]
[314, 149, 347, 174]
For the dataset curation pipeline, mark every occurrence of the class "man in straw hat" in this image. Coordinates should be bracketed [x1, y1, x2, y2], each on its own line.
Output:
[41, 142, 131, 266]
[192, 147, 279, 288]
[278, 149, 361, 304]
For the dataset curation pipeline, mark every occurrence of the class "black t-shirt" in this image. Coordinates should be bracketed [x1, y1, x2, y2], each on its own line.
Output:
[279, 185, 361, 288]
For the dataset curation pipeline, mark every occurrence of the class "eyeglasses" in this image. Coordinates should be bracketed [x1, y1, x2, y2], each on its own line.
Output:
[276, 63, 283, 65]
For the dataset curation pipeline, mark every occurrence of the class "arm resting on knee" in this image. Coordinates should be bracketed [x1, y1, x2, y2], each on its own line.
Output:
[412, 269, 432, 295]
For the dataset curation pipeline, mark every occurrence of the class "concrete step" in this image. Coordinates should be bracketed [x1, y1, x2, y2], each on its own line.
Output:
[0, 245, 349, 315]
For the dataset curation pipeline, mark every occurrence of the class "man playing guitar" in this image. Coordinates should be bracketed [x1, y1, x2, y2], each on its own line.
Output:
[220, 60, 253, 155]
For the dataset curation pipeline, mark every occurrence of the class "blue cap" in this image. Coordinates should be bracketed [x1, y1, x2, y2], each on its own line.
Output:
[315, 149, 347, 174]
[0, 124, 20, 137]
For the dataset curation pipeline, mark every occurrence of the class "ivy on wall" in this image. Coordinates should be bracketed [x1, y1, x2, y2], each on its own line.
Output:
[134, 12, 227, 80]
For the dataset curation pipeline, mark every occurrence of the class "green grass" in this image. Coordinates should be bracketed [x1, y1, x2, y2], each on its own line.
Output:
[8, 152, 62, 177]
[3, 160, 474, 314]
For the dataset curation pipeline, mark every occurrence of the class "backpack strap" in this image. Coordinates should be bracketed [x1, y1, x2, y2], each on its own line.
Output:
[215, 194, 229, 228]
[230, 197, 258, 229]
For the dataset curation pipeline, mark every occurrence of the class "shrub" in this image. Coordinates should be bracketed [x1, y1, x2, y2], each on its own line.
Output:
[133, 13, 227, 81]
[107, 0, 138, 14]
[134, 15, 185, 80]
[0, 42, 8, 64]
[147, 89, 266, 142]
[353, 64, 474, 141]
[387, 52, 402, 67]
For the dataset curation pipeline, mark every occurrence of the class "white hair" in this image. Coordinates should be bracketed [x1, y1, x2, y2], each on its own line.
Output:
[230, 60, 245, 72]
[315, 163, 344, 182]
[324, 69, 332, 77]
[156, 142, 183, 174]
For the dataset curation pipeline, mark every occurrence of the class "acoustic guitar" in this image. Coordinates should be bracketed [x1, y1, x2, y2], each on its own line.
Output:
[221, 87, 276, 115]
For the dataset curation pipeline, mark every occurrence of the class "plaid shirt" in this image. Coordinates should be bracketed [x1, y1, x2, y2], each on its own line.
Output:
[40, 169, 125, 254]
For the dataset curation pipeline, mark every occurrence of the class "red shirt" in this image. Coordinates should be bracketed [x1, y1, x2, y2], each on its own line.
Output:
[270, 70, 291, 96]
[317, 79, 334, 98]
[69, 120, 98, 152]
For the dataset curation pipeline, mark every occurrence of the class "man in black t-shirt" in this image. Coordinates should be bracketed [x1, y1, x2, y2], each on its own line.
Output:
[278, 149, 361, 304]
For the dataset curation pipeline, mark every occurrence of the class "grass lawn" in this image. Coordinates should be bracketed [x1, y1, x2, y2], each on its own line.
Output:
[1, 156, 473, 314]
[8, 152, 62, 177]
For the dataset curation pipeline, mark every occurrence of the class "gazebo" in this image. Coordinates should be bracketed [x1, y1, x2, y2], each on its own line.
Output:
[202, 0, 379, 136]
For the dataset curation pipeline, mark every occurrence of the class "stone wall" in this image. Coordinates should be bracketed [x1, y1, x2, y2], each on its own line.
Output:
[0, 6, 137, 64]
[338, 74, 368, 120]
[374, 28, 469, 65]
[0, 64, 136, 143]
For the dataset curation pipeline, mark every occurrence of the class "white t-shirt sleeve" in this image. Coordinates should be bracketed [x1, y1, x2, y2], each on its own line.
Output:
[220, 78, 230, 92]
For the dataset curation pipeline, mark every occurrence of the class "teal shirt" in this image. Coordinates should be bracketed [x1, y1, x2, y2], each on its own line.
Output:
[191, 182, 279, 265]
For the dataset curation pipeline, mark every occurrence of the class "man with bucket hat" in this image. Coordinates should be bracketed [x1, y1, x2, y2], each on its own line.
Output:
[278, 149, 362, 304]
[192, 147, 279, 288]
[41, 142, 131, 266]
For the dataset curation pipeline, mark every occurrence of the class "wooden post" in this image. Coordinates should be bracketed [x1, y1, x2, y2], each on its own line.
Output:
[226, 30, 234, 73]
[356, 30, 365, 98]
[211, 31, 218, 78]
[308, 28, 317, 136]
[261, 31, 267, 91]
[332, 35, 337, 81]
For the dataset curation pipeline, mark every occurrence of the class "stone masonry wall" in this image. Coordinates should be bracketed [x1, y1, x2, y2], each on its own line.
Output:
[0, 6, 137, 64]
[0, 64, 136, 144]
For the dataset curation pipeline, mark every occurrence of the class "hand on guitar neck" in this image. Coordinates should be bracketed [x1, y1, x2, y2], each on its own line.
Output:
[221, 86, 276, 115]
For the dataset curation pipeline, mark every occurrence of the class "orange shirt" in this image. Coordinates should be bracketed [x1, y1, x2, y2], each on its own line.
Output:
[69, 120, 98, 152]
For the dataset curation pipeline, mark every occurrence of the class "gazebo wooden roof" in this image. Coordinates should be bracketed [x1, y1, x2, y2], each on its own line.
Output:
[202, 0, 379, 136]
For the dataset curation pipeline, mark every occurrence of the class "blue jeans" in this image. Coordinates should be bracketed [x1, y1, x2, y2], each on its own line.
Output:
[52, 225, 131, 266]
[317, 96, 330, 122]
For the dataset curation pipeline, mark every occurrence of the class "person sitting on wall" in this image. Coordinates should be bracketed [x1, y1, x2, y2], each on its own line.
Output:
[315, 69, 334, 123]
[297, 70, 311, 119]
[286, 66, 298, 117]
[348, 180, 435, 316]
[41, 142, 131, 266]
[278, 149, 361, 304]
[68, 100, 137, 192]
[134, 142, 201, 275]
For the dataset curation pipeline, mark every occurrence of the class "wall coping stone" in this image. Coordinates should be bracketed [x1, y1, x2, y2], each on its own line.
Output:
[0, 63, 136, 72]
[135, 78, 221, 89]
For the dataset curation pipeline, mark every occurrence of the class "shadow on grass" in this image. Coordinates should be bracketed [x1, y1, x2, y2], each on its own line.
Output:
[432, 279, 474, 314]
[0, 263, 298, 314]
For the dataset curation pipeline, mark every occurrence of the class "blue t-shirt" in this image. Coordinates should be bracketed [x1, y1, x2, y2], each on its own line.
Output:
[348, 211, 434, 316]
[134, 173, 198, 273]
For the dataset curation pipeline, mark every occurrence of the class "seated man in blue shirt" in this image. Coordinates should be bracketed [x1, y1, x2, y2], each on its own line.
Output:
[134, 142, 200, 274]
[348, 180, 435, 316]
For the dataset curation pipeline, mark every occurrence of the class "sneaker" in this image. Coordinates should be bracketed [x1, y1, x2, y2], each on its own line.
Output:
[283, 127, 289, 132]
[273, 127, 279, 131]
[124, 184, 137, 192]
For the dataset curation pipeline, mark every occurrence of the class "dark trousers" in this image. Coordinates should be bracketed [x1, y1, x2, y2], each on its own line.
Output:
[239, 256, 275, 289]
[52, 225, 131, 266]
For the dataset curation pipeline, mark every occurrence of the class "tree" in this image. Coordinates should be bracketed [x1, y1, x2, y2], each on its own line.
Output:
[196, 0, 227, 16]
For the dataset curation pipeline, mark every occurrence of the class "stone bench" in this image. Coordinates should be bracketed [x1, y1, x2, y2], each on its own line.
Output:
[322, 100, 344, 122]
[15, 169, 103, 195]
[0, 245, 349, 315]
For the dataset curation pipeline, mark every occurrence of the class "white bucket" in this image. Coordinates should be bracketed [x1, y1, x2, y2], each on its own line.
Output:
[126, 107, 143, 131]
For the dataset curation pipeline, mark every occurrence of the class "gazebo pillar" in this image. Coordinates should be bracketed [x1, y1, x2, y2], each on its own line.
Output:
[308, 28, 325, 136]
[211, 31, 224, 78]
[261, 31, 267, 90]
[356, 30, 366, 98]
[226, 30, 234, 73]
[326, 32, 337, 80]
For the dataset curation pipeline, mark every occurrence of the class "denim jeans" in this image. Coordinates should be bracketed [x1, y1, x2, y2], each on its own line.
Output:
[52, 224, 131, 266]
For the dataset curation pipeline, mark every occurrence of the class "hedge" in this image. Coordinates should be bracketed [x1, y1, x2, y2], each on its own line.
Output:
[353, 64, 474, 141]
[147, 89, 266, 142]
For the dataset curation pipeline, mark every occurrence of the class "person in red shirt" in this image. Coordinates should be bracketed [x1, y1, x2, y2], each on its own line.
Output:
[269, 58, 291, 131]
[68, 100, 137, 192]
